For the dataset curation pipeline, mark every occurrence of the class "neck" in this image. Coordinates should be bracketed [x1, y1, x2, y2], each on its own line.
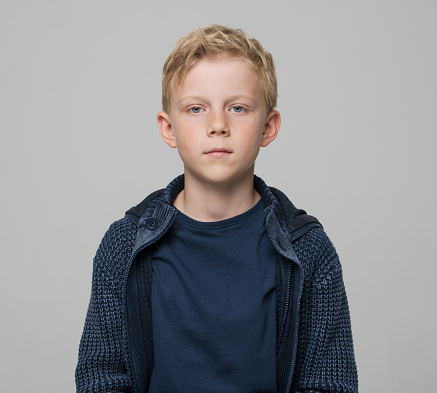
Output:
[173, 174, 261, 222]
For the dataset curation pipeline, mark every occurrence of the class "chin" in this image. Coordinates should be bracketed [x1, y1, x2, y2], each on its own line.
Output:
[201, 172, 252, 187]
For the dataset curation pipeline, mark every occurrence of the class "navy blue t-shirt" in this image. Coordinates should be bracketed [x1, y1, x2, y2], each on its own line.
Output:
[149, 199, 278, 393]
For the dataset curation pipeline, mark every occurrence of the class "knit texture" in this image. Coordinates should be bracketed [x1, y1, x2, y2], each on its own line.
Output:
[75, 218, 137, 392]
[291, 227, 358, 393]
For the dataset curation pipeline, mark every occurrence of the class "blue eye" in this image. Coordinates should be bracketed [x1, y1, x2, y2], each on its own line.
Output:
[190, 106, 202, 113]
[232, 106, 245, 113]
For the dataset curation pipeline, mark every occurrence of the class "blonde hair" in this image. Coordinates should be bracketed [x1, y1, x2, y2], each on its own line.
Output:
[161, 24, 277, 113]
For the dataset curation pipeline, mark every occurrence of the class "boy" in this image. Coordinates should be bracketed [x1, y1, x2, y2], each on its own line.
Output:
[76, 25, 358, 393]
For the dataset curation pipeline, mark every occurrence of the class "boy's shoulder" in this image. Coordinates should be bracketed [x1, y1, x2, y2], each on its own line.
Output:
[268, 186, 321, 243]
[124, 188, 164, 226]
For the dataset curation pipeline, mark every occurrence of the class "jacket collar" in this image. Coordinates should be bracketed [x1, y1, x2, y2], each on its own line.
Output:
[125, 174, 320, 243]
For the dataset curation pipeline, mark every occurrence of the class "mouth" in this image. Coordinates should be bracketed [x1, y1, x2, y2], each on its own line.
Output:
[204, 148, 232, 158]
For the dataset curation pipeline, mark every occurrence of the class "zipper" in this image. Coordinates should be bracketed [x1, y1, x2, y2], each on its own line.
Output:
[276, 257, 304, 393]
[265, 208, 307, 393]
[277, 260, 291, 354]
[285, 272, 304, 392]
[123, 212, 177, 393]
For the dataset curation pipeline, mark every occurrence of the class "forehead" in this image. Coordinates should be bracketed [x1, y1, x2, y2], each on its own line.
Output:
[171, 54, 263, 101]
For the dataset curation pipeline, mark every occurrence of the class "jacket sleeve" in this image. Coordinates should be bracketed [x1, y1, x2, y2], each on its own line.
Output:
[75, 219, 137, 393]
[292, 228, 358, 393]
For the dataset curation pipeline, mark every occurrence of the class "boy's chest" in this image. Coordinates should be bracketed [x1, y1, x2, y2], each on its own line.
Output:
[148, 208, 278, 391]
[151, 207, 278, 324]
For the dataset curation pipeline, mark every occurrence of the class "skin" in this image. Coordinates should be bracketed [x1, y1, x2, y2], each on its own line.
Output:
[157, 54, 281, 222]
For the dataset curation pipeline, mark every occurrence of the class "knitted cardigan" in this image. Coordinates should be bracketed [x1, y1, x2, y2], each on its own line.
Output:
[76, 175, 358, 393]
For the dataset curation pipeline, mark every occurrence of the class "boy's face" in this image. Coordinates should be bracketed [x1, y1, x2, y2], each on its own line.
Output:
[158, 54, 280, 188]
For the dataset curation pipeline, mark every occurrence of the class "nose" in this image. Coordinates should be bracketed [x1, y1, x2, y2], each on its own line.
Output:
[207, 110, 230, 137]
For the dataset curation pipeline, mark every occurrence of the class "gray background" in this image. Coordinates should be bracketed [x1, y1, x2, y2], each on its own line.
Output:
[1, 1, 436, 392]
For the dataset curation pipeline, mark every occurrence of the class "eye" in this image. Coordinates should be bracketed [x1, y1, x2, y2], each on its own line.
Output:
[189, 106, 202, 113]
[231, 106, 245, 113]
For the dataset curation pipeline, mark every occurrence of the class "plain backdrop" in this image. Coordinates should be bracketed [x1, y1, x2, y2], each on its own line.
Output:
[1, 1, 436, 392]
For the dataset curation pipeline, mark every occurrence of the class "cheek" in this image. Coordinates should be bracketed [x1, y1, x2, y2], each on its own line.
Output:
[238, 138, 262, 161]
[239, 124, 265, 149]
[173, 131, 199, 157]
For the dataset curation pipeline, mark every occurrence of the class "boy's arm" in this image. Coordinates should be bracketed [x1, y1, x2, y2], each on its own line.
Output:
[75, 219, 137, 393]
[292, 229, 358, 393]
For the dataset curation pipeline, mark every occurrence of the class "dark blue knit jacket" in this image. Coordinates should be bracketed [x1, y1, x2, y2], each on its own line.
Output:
[76, 175, 358, 393]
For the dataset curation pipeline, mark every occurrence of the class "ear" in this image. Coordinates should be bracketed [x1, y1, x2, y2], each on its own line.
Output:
[261, 110, 281, 147]
[157, 111, 177, 148]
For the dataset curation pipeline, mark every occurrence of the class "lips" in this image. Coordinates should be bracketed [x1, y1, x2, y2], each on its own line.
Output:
[204, 148, 232, 157]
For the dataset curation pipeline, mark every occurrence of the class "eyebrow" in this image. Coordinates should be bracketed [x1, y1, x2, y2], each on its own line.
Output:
[176, 96, 206, 105]
[176, 95, 258, 107]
